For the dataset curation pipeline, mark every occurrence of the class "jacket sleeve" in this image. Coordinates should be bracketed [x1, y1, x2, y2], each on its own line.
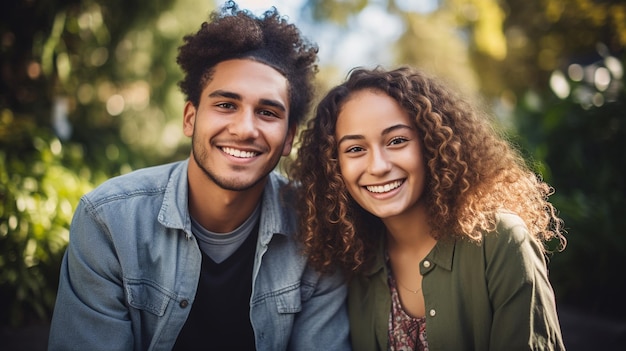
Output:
[485, 213, 566, 351]
[288, 266, 352, 350]
[48, 197, 134, 351]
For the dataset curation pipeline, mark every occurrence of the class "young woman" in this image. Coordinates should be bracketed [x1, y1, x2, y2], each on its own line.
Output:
[291, 66, 567, 350]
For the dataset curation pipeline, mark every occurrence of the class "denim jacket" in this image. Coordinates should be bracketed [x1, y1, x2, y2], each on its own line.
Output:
[48, 160, 350, 351]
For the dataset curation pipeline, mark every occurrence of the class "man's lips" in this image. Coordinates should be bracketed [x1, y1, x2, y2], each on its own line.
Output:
[221, 146, 259, 158]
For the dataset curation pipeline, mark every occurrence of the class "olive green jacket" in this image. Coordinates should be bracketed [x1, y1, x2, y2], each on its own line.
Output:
[348, 212, 565, 351]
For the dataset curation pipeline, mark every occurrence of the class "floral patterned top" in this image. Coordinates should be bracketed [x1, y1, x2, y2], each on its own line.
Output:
[387, 268, 429, 351]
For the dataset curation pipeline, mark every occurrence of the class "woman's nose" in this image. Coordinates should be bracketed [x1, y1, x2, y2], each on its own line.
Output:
[367, 148, 392, 175]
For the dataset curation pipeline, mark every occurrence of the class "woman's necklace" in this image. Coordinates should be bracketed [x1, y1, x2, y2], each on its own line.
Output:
[396, 280, 422, 294]
[386, 236, 426, 295]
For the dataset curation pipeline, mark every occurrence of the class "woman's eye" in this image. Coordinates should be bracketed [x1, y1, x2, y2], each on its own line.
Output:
[389, 137, 408, 145]
[346, 146, 364, 153]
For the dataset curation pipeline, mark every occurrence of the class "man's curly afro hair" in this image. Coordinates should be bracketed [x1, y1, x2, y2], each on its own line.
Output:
[176, 1, 319, 127]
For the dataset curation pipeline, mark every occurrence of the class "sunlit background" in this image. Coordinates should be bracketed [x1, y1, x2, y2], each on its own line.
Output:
[1, 0, 625, 349]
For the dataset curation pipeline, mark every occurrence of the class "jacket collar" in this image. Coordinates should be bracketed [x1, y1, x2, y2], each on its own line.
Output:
[158, 160, 191, 236]
[427, 238, 455, 271]
[157, 160, 295, 242]
[257, 171, 296, 245]
[364, 234, 456, 277]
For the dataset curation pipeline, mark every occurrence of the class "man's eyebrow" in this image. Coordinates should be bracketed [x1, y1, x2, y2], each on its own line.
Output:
[207, 90, 286, 112]
[259, 98, 286, 112]
[208, 90, 241, 100]
[337, 124, 413, 145]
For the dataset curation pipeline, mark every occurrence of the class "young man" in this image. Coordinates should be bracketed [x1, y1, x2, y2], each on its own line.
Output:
[48, 3, 350, 350]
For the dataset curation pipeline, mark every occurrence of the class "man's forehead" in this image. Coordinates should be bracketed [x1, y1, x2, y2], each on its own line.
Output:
[203, 59, 289, 105]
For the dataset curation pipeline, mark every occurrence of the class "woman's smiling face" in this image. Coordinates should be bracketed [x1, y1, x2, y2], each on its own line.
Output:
[335, 89, 427, 220]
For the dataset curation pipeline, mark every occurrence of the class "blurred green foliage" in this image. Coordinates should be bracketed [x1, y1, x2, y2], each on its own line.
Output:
[0, 111, 93, 325]
[0, 0, 625, 327]
[0, 0, 207, 326]
[514, 64, 626, 317]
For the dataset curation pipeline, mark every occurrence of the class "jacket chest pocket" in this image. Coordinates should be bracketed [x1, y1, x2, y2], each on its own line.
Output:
[275, 286, 303, 314]
[126, 280, 174, 317]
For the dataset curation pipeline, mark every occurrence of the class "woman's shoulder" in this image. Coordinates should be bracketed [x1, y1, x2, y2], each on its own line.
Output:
[481, 210, 545, 260]
[493, 210, 528, 239]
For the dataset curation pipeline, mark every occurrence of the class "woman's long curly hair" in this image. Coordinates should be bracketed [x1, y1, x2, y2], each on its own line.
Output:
[290, 66, 566, 275]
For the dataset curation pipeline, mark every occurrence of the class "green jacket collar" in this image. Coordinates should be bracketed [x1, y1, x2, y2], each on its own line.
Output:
[364, 235, 456, 277]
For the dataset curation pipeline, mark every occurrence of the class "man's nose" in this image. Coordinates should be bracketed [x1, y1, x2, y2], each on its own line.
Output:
[228, 109, 259, 139]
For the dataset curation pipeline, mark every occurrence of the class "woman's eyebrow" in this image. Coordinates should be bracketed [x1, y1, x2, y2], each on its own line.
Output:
[337, 124, 413, 145]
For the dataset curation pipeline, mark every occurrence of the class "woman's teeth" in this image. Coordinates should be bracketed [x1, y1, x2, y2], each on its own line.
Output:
[366, 180, 403, 193]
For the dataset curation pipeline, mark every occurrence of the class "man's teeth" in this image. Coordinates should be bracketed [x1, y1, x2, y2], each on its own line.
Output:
[366, 180, 403, 193]
[222, 147, 257, 158]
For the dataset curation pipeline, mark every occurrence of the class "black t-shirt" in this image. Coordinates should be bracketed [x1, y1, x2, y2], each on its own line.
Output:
[173, 222, 259, 350]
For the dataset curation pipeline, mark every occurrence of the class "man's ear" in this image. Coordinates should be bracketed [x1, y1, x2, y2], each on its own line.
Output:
[282, 124, 297, 156]
[183, 102, 196, 137]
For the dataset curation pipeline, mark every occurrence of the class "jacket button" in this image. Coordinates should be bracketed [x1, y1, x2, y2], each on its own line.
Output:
[429, 309, 436, 317]
[423, 260, 431, 268]
[179, 299, 189, 308]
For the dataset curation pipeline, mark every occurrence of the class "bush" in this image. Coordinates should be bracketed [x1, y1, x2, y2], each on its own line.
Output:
[0, 111, 93, 326]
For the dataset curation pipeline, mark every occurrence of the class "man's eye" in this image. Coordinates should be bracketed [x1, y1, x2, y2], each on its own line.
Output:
[259, 110, 278, 118]
[216, 102, 235, 109]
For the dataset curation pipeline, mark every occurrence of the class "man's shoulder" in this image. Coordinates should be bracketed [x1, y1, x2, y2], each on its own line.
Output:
[258, 171, 298, 237]
[84, 160, 186, 205]
[268, 171, 298, 206]
[268, 170, 289, 186]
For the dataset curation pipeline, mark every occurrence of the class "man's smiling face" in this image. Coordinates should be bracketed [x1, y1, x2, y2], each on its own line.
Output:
[183, 58, 294, 191]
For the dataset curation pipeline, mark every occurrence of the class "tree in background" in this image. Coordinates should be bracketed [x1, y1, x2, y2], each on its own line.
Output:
[0, 0, 210, 326]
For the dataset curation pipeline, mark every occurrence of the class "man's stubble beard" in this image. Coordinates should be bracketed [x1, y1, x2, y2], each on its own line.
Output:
[191, 133, 271, 192]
